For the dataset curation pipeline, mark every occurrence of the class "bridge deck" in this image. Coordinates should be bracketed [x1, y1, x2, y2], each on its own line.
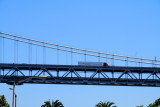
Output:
[0, 63, 160, 87]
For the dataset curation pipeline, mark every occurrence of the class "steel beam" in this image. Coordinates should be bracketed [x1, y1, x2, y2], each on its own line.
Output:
[0, 63, 160, 87]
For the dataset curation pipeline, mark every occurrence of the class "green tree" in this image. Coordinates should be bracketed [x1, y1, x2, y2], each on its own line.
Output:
[136, 105, 144, 107]
[95, 101, 116, 107]
[147, 103, 156, 107]
[41, 100, 64, 107]
[0, 95, 10, 107]
[147, 98, 160, 107]
[154, 98, 160, 106]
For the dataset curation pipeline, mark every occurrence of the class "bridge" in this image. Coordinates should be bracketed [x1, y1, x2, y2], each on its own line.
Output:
[0, 32, 160, 87]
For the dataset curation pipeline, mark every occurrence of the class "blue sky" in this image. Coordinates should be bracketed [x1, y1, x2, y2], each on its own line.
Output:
[0, 0, 160, 107]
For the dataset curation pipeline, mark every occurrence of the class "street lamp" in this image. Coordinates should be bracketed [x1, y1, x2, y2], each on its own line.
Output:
[9, 76, 47, 107]
[9, 88, 17, 107]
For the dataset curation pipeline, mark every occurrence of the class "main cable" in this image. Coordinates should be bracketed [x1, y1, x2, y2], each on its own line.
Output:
[0, 32, 159, 63]
[0, 35, 160, 65]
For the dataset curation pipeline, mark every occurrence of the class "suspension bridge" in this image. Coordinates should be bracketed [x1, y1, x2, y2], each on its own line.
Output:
[0, 32, 160, 87]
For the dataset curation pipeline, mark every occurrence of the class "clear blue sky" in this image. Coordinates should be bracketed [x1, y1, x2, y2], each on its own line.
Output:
[0, 0, 160, 107]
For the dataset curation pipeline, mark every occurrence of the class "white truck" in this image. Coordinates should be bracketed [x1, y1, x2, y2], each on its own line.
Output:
[78, 61, 108, 66]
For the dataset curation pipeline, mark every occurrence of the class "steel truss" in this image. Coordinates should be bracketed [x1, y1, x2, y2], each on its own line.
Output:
[0, 63, 160, 87]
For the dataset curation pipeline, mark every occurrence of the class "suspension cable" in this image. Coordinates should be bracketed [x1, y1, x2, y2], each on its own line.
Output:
[0, 32, 159, 63]
[0, 35, 160, 65]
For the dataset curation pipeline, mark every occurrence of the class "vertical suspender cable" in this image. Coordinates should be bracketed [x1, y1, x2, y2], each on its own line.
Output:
[98, 53, 100, 62]
[2, 37, 4, 63]
[135, 53, 137, 67]
[36, 47, 37, 64]
[141, 58, 143, 67]
[71, 48, 73, 65]
[112, 54, 114, 66]
[16, 39, 17, 63]
[17, 40, 18, 63]
[28, 40, 30, 64]
[125, 56, 128, 67]
[84, 50, 86, 62]
[155, 56, 157, 68]
[57, 46, 59, 65]
[0, 37, 2, 63]
[30, 42, 32, 64]
[106, 50, 108, 63]
[66, 51, 68, 65]
[14, 38, 16, 63]
[14, 37, 18, 63]
[28, 40, 32, 64]
[139, 58, 141, 67]
[43, 43, 46, 64]
[152, 60, 154, 68]
[139, 58, 142, 67]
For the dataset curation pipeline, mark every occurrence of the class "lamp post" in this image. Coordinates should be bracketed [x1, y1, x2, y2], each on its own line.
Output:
[9, 83, 16, 107]
[15, 94, 17, 107]
[9, 76, 47, 107]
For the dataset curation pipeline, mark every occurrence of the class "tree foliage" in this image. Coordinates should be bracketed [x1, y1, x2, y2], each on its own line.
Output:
[147, 98, 160, 107]
[95, 101, 116, 107]
[41, 100, 64, 107]
[0, 95, 10, 107]
[136, 105, 144, 107]
[154, 98, 160, 106]
[136, 98, 160, 107]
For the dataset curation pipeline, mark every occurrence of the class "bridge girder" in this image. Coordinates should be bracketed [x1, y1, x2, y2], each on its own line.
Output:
[0, 63, 160, 87]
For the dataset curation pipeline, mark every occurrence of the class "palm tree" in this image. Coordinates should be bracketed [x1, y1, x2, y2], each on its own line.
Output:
[41, 100, 64, 107]
[41, 101, 51, 107]
[0, 95, 10, 107]
[96, 101, 116, 107]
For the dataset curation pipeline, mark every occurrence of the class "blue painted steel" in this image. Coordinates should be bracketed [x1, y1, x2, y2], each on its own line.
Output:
[0, 63, 160, 87]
